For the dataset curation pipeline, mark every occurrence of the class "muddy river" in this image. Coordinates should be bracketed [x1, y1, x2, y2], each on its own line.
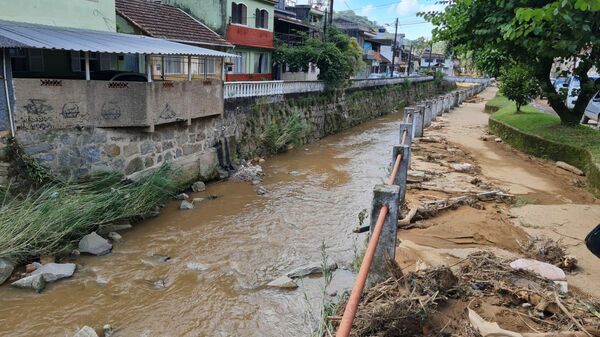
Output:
[0, 110, 406, 336]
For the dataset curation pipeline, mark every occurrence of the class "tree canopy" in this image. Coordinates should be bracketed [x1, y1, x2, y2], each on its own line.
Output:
[274, 27, 364, 88]
[422, 0, 600, 125]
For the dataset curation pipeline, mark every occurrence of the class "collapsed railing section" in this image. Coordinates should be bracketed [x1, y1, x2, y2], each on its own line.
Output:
[335, 83, 488, 337]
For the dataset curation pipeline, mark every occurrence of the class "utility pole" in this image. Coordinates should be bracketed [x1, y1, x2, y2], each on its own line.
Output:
[407, 44, 413, 75]
[428, 40, 433, 69]
[328, 0, 334, 26]
[323, 9, 327, 40]
[390, 18, 398, 77]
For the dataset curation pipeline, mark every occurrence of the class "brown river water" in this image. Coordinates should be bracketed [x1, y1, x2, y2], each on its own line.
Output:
[0, 110, 405, 337]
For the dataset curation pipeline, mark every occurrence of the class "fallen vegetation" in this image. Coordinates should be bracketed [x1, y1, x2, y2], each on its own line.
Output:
[0, 165, 177, 263]
[335, 251, 600, 337]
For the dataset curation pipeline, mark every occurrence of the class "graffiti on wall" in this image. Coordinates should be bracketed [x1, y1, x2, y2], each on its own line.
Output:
[159, 103, 177, 120]
[22, 99, 53, 130]
[101, 101, 122, 120]
[61, 102, 80, 119]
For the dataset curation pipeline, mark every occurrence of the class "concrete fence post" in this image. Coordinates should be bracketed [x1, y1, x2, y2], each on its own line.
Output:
[453, 92, 459, 108]
[392, 144, 411, 202]
[368, 184, 400, 285]
[435, 98, 443, 117]
[414, 105, 425, 137]
[404, 107, 417, 137]
[424, 100, 433, 127]
[399, 122, 413, 146]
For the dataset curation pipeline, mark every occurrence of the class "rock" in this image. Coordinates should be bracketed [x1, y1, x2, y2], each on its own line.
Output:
[556, 161, 584, 176]
[407, 170, 427, 183]
[509, 258, 566, 281]
[251, 179, 261, 186]
[31, 262, 76, 282]
[231, 164, 263, 182]
[97, 221, 132, 235]
[257, 186, 268, 195]
[11, 273, 46, 293]
[107, 232, 122, 243]
[288, 171, 301, 176]
[186, 262, 209, 271]
[141, 254, 171, 266]
[71, 249, 81, 257]
[175, 193, 189, 200]
[451, 163, 474, 172]
[267, 275, 298, 289]
[153, 279, 168, 289]
[258, 158, 265, 163]
[192, 197, 204, 205]
[180, 200, 194, 210]
[78, 232, 112, 256]
[494, 137, 502, 143]
[327, 289, 338, 297]
[0, 258, 15, 285]
[217, 167, 229, 179]
[286, 261, 338, 279]
[191, 181, 206, 192]
[103, 324, 114, 337]
[72, 326, 98, 337]
[554, 280, 568, 294]
[25, 263, 37, 273]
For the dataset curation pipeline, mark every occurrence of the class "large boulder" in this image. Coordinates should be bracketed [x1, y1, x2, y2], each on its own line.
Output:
[286, 261, 338, 279]
[78, 232, 112, 256]
[31, 262, 76, 282]
[0, 258, 15, 285]
[11, 274, 46, 293]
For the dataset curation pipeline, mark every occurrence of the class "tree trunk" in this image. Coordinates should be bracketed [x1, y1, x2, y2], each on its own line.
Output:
[533, 58, 579, 126]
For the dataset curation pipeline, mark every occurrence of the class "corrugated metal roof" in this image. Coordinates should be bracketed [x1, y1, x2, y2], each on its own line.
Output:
[0, 19, 237, 57]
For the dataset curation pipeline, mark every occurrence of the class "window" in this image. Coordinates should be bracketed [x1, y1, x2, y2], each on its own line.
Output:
[9, 49, 27, 72]
[28, 50, 44, 72]
[254, 52, 270, 74]
[233, 52, 247, 73]
[164, 56, 185, 74]
[255, 9, 268, 29]
[231, 2, 247, 25]
[70, 51, 99, 72]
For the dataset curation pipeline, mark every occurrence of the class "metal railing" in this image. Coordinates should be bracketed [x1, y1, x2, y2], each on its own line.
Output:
[224, 76, 434, 99]
[335, 82, 488, 337]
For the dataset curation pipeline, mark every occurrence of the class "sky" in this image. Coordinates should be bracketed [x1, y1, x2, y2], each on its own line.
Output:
[294, 0, 446, 40]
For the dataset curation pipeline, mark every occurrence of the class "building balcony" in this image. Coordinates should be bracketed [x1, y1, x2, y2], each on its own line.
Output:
[226, 24, 274, 49]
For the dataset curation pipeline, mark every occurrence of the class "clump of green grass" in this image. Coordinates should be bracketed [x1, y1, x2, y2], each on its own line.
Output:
[0, 164, 177, 263]
[512, 195, 537, 207]
[262, 110, 305, 154]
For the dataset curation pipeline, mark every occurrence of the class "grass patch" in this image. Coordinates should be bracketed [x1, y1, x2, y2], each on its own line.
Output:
[262, 110, 305, 154]
[0, 165, 177, 263]
[488, 93, 600, 195]
[512, 195, 537, 207]
[484, 94, 512, 113]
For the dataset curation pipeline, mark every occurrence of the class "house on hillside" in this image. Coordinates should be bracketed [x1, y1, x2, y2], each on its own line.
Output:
[420, 48, 454, 76]
[333, 17, 391, 78]
[115, 0, 233, 81]
[162, 0, 277, 81]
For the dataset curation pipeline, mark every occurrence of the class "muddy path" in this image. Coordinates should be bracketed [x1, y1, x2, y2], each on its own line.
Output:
[397, 86, 600, 299]
[0, 106, 416, 336]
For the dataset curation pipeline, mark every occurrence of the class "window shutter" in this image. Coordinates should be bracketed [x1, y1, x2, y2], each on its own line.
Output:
[70, 51, 81, 72]
[241, 5, 247, 25]
[28, 49, 44, 72]
[255, 9, 260, 28]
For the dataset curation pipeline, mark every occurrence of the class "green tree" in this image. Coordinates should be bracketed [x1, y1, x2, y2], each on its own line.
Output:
[275, 27, 364, 88]
[472, 48, 510, 78]
[499, 65, 540, 112]
[421, 0, 600, 125]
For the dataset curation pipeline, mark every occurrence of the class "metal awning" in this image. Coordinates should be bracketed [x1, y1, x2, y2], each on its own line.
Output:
[0, 19, 237, 57]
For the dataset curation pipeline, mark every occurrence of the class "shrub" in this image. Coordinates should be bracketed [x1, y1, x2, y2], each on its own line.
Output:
[498, 65, 540, 112]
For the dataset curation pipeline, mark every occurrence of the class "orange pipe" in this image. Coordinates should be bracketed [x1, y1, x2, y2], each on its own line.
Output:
[401, 129, 408, 145]
[387, 154, 402, 186]
[336, 205, 389, 337]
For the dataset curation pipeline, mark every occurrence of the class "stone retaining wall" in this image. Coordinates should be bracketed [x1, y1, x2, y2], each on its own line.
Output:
[14, 80, 457, 181]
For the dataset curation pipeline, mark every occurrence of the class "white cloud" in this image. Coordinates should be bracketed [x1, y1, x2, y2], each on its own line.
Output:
[395, 0, 446, 16]
[360, 4, 375, 16]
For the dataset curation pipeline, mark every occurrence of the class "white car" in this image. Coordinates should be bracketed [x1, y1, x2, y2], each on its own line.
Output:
[582, 90, 600, 129]
[563, 76, 580, 110]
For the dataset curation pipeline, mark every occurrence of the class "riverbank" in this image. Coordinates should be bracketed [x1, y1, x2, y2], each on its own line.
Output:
[487, 92, 600, 196]
[335, 86, 600, 336]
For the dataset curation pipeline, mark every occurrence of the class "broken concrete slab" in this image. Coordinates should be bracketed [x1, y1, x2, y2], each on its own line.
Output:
[72, 326, 98, 337]
[556, 161, 584, 176]
[267, 275, 298, 289]
[180, 200, 194, 210]
[78, 232, 112, 256]
[191, 181, 206, 192]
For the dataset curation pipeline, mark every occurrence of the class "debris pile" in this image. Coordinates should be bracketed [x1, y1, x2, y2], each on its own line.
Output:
[336, 251, 600, 337]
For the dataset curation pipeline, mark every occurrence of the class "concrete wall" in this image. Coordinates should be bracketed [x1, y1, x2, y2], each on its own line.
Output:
[13, 79, 224, 130]
[0, 0, 117, 32]
[14, 79, 455, 180]
[161, 0, 227, 34]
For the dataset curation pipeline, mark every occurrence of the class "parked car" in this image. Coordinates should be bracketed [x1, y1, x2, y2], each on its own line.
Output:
[581, 90, 600, 128]
[553, 76, 567, 93]
[108, 72, 148, 82]
[563, 75, 600, 110]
